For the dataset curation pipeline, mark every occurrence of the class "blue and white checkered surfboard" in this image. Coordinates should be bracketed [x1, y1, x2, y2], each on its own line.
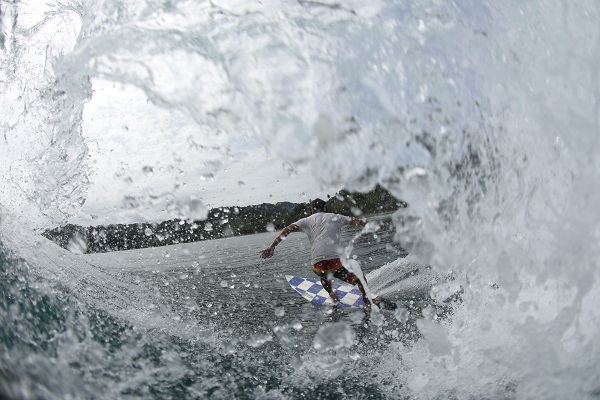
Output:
[285, 275, 365, 308]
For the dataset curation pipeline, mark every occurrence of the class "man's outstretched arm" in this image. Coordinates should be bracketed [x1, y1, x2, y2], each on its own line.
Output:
[259, 223, 300, 258]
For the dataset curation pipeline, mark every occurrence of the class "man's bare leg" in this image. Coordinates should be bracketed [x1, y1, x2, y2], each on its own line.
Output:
[320, 276, 338, 304]
[356, 279, 371, 309]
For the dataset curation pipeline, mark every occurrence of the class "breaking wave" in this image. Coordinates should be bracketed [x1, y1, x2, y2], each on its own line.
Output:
[1, 0, 599, 398]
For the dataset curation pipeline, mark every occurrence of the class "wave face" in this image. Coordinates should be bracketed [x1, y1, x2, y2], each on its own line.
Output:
[2, 0, 600, 398]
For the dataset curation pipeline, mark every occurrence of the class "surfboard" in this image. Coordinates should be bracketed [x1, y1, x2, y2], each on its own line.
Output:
[285, 275, 365, 308]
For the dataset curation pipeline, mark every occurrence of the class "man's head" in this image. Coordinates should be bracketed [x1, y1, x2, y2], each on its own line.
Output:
[310, 198, 327, 213]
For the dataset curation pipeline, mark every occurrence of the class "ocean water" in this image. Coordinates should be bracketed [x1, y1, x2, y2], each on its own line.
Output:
[2, 217, 438, 399]
[2, 0, 600, 399]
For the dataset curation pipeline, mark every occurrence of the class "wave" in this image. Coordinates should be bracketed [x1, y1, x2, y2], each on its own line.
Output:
[2, 0, 600, 398]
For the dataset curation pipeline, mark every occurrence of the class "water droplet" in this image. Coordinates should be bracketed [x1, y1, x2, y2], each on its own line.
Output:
[67, 232, 87, 254]
[142, 166, 154, 176]
[370, 309, 384, 326]
[282, 162, 297, 178]
[185, 199, 208, 220]
[313, 322, 355, 350]
[222, 339, 238, 354]
[394, 305, 409, 323]
[247, 334, 273, 348]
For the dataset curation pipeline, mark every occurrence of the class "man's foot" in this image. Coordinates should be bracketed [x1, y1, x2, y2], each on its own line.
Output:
[363, 296, 382, 310]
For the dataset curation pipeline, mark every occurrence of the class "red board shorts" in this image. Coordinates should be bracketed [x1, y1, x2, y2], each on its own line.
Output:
[312, 258, 358, 285]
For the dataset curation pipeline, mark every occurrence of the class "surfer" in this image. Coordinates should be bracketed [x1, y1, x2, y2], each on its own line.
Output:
[259, 198, 382, 308]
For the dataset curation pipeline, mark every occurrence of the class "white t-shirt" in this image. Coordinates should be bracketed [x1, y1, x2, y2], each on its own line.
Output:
[294, 212, 352, 265]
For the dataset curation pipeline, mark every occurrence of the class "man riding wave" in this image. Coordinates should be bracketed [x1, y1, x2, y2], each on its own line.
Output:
[259, 199, 381, 308]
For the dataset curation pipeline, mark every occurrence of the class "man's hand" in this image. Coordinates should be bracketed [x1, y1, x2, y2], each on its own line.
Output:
[259, 246, 275, 259]
[258, 224, 299, 259]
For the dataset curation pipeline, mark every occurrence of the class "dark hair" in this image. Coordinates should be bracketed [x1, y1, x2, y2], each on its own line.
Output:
[310, 198, 327, 213]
